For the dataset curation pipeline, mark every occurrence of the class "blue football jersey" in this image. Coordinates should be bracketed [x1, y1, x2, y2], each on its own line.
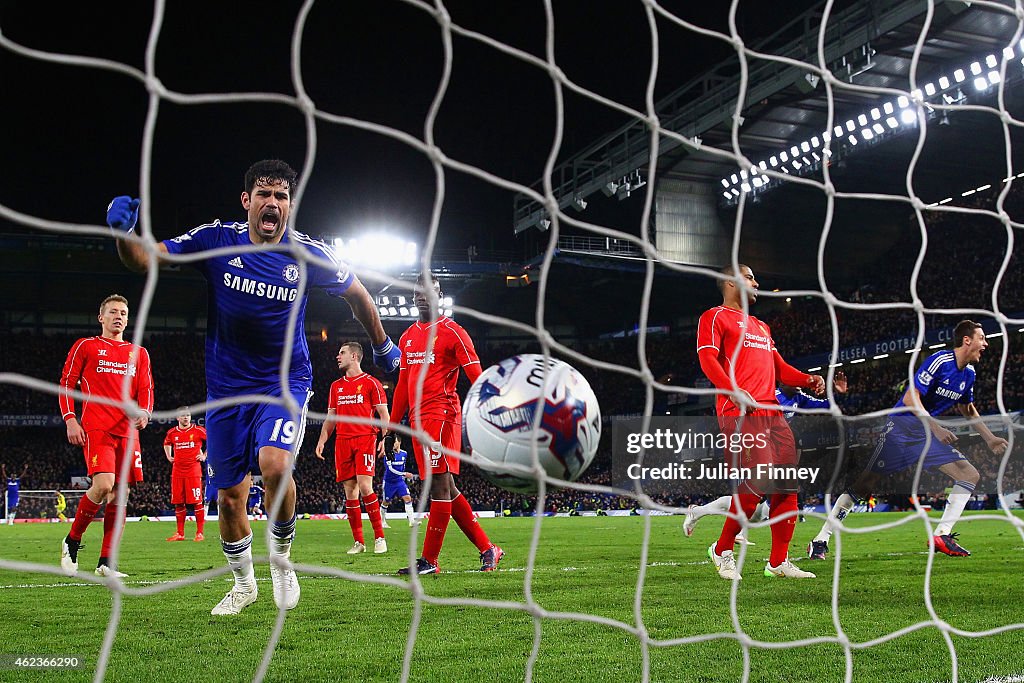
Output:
[6, 477, 18, 495]
[774, 388, 830, 421]
[384, 449, 408, 485]
[894, 350, 975, 417]
[164, 222, 353, 398]
[247, 485, 264, 509]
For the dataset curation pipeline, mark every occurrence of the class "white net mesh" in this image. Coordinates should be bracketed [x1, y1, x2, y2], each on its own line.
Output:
[2, 0, 1024, 681]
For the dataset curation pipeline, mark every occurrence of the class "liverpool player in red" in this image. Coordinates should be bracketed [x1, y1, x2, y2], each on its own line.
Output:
[696, 265, 824, 581]
[164, 407, 208, 542]
[58, 294, 154, 578]
[390, 273, 503, 575]
[314, 342, 390, 554]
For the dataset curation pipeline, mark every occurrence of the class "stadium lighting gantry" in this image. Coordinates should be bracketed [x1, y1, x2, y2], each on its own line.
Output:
[720, 43, 1024, 202]
[332, 233, 417, 270]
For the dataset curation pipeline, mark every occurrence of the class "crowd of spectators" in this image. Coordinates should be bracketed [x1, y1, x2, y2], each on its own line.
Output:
[4, 189, 1024, 518]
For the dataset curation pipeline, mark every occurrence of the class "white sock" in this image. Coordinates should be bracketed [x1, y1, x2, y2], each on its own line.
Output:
[935, 481, 976, 537]
[269, 514, 296, 558]
[405, 501, 415, 523]
[750, 500, 770, 524]
[813, 493, 857, 543]
[221, 533, 256, 590]
[691, 495, 733, 521]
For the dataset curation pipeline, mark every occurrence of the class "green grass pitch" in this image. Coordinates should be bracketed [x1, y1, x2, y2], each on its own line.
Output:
[0, 512, 1022, 682]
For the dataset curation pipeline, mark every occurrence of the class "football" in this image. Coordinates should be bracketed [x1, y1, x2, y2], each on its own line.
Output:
[463, 354, 602, 493]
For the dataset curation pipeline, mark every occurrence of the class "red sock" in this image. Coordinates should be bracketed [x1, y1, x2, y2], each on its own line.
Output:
[714, 492, 761, 556]
[69, 495, 101, 542]
[768, 493, 799, 567]
[345, 499, 364, 544]
[422, 499, 452, 565]
[100, 503, 124, 558]
[195, 506, 205, 535]
[451, 494, 491, 552]
[175, 505, 186, 535]
[363, 493, 384, 540]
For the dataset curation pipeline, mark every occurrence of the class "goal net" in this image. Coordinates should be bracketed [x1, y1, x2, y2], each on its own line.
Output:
[1, 0, 1023, 681]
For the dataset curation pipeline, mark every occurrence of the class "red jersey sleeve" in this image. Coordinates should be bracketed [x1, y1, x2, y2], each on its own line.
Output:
[136, 346, 154, 414]
[369, 376, 387, 406]
[773, 350, 811, 388]
[58, 338, 90, 421]
[696, 308, 725, 354]
[163, 429, 174, 446]
[450, 322, 480, 369]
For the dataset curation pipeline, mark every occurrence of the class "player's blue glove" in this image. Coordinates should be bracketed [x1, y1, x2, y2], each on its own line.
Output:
[372, 336, 401, 374]
[106, 196, 140, 233]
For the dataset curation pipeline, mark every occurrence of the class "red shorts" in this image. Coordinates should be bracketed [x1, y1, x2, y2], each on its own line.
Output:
[334, 433, 377, 482]
[717, 408, 798, 494]
[170, 474, 204, 505]
[410, 419, 461, 477]
[84, 430, 143, 483]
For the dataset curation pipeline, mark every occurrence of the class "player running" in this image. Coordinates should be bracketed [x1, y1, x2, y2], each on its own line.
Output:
[163, 408, 208, 542]
[696, 264, 824, 580]
[109, 159, 400, 614]
[808, 320, 1007, 559]
[390, 273, 503, 575]
[314, 342, 390, 555]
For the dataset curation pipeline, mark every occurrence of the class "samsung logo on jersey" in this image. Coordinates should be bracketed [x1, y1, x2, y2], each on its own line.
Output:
[222, 274, 298, 302]
[934, 386, 963, 401]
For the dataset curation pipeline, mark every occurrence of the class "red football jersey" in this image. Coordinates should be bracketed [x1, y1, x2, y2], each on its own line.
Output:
[398, 316, 480, 422]
[696, 306, 779, 413]
[59, 336, 154, 437]
[164, 425, 207, 477]
[329, 372, 387, 441]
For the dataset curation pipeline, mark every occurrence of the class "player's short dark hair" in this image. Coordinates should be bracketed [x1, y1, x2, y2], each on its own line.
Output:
[717, 263, 751, 293]
[99, 294, 129, 315]
[953, 319, 983, 347]
[341, 341, 363, 361]
[244, 159, 298, 195]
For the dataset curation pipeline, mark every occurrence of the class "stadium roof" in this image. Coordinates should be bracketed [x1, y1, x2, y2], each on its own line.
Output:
[513, 0, 1024, 233]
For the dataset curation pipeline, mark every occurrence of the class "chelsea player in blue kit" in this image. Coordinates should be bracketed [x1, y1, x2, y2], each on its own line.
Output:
[381, 434, 418, 527]
[109, 160, 401, 615]
[809, 320, 1008, 559]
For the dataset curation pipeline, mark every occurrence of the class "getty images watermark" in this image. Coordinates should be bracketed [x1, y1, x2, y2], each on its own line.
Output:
[611, 416, 825, 496]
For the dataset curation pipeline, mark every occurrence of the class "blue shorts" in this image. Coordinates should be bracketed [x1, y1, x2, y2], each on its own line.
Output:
[7, 494, 18, 510]
[867, 419, 967, 475]
[205, 389, 312, 491]
[383, 479, 409, 500]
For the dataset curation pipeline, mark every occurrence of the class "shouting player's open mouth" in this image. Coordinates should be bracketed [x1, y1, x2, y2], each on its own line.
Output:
[257, 209, 280, 237]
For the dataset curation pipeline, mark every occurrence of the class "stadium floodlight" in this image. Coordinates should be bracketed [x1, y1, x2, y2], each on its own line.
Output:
[970, 61, 982, 75]
[571, 193, 588, 211]
[989, 71, 1001, 85]
[378, 306, 388, 317]
[1003, 46, 1015, 60]
[769, 156, 778, 167]
[443, 308, 453, 317]
[900, 109, 916, 124]
[886, 116, 898, 128]
[720, 178, 730, 188]
[870, 108, 881, 120]
[399, 307, 410, 317]
[974, 77, 988, 91]
[872, 123, 884, 134]
[811, 136, 820, 147]
[601, 181, 619, 197]
[924, 83, 936, 96]
[538, 218, 551, 231]
[380, 296, 390, 306]
[780, 151, 789, 162]
[833, 125, 843, 136]
[845, 120, 856, 132]
[953, 68, 966, 82]
[897, 95, 910, 108]
[388, 307, 398, 316]
[847, 135, 857, 145]
[939, 76, 950, 89]
[883, 102, 894, 114]
[800, 141, 810, 153]
[861, 129, 874, 140]
[857, 114, 868, 126]
[986, 54, 998, 68]
[333, 234, 417, 270]
[395, 296, 406, 306]
[442, 296, 453, 307]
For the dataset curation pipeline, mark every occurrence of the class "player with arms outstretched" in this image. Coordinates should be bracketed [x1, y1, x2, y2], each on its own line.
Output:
[59, 294, 154, 578]
[109, 159, 400, 614]
[315, 342, 390, 554]
[164, 407, 208, 542]
[809, 320, 1006, 559]
[382, 434, 418, 526]
[696, 265, 824, 580]
[390, 273, 502, 575]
